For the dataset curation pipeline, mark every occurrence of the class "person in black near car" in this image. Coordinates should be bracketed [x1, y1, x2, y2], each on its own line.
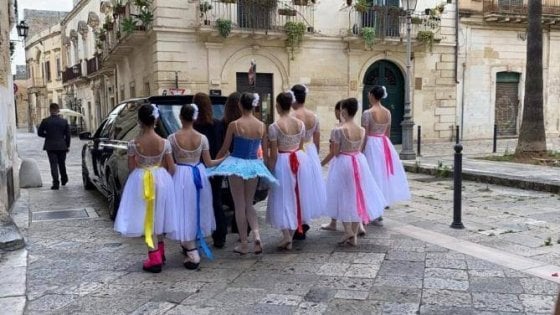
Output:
[38, 103, 71, 190]
[193, 92, 227, 249]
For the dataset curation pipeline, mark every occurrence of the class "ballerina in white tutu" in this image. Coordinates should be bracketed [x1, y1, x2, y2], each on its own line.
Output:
[207, 92, 277, 255]
[324, 98, 386, 246]
[362, 86, 411, 207]
[291, 84, 327, 240]
[266, 92, 320, 250]
[114, 104, 177, 273]
[168, 104, 226, 270]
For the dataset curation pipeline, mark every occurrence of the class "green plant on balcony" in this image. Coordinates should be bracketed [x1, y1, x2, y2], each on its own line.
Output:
[354, 0, 369, 13]
[113, 0, 126, 15]
[411, 16, 423, 25]
[216, 19, 232, 38]
[220, 0, 236, 3]
[417, 30, 434, 51]
[285, 21, 306, 59]
[200, 1, 212, 25]
[361, 27, 376, 49]
[134, 0, 152, 8]
[121, 16, 138, 35]
[137, 8, 154, 29]
[279, 8, 297, 16]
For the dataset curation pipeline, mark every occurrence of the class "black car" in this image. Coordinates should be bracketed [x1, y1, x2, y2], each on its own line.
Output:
[80, 95, 267, 219]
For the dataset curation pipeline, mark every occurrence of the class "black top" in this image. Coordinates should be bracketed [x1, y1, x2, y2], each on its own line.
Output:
[38, 114, 71, 151]
[194, 119, 224, 159]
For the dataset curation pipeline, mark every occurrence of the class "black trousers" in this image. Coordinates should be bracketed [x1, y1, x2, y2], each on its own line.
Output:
[47, 150, 68, 185]
[210, 176, 227, 243]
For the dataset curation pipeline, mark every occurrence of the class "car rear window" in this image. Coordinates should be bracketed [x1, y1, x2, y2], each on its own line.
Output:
[157, 102, 226, 134]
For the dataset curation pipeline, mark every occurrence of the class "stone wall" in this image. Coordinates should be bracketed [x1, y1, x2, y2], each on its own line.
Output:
[23, 9, 68, 39]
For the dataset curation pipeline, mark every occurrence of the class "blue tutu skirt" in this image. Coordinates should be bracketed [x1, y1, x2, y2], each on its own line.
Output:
[207, 156, 278, 185]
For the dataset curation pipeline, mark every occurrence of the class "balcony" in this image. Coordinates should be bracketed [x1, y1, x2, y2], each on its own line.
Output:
[86, 56, 100, 76]
[62, 63, 83, 83]
[199, 0, 315, 38]
[483, 0, 560, 22]
[28, 76, 46, 89]
[347, 7, 441, 44]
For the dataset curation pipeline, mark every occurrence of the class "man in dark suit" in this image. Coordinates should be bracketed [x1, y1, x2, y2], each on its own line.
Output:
[38, 103, 71, 190]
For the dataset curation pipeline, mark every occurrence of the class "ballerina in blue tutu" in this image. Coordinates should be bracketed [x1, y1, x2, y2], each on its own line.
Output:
[207, 92, 277, 255]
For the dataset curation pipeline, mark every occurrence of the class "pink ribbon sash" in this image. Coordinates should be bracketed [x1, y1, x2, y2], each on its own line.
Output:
[370, 134, 394, 177]
[341, 152, 370, 224]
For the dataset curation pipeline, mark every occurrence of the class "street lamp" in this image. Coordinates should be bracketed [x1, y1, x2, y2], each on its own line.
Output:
[399, 0, 418, 160]
[16, 20, 34, 133]
[16, 21, 29, 38]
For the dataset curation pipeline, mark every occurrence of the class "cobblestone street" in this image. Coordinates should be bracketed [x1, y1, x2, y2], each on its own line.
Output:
[5, 131, 560, 314]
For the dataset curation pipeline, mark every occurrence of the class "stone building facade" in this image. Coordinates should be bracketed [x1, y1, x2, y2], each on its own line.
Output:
[14, 65, 29, 129]
[0, 0, 20, 212]
[23, 9, 68, 40]
[458, 0, 560, 140]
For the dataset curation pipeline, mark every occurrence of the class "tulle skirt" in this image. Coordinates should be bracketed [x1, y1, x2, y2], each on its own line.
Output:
[114, 167, 177, 237]
[266, 151, 323, 230]
[326, 153, 386, 222]
[364, 136, 411, 205]
[168, 164, 215, 242]
[302, 143, 327, 217]
[206, 156, 278, 185]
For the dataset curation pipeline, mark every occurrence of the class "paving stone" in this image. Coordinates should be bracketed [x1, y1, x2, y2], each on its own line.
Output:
[0, 265, 26, 297]
[324, 299, 383, 315]
[468, 269, 506, 278]
[421, 289, 472, 307]
[165, 305, 216, 315]
[260, 294, 304, 306]
[374, 276, 423, 289]
[26, 294, 78, 312]
[470, 277, 524, 294]
[424, 277, 470, 291]
[378, 261, 425, 278]
[130, 301, 177, 315]
[419, 305, 476, 315]
[0, 297, 26, 315]
[386, 250, 426, 262]
[316, 263, 351, 276]
[334, 289, 369, 300]
[519, 277, 560, 294]
[249, 304, 297, 314]
[344, 264, 379, 279]
[368, 286, 422, 304]
[425, 268, 469, 280]
[205, 288, 267, 308]
[519, 294, 556, 314]
[472, 293, 523, 312]
[304, 288, 336, 303]
[382, 302, 419, 315]
[315, 276, 375, 291]
[425, 258, 467, 269]
[295, 301, 329, 315]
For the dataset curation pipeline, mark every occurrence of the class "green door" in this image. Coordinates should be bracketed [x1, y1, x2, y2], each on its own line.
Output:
[362, 60, 405, 144]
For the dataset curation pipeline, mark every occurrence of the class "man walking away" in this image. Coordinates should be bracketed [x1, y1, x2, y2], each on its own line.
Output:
[38, 103, 71, 190]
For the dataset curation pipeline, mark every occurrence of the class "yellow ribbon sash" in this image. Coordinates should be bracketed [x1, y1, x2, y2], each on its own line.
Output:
[142, 167, 157, 249]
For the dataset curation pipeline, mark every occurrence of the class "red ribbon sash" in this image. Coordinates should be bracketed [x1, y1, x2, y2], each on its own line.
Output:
[280, 150, 304, 233]
[341, 152, 370, 224]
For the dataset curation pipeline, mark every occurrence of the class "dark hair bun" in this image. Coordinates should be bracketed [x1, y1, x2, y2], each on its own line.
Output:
[291, 84, 306, 104]
[240, 92, 255, 111]
[180, 104, 195, 122]
[138, 104, 156, 126]
[369, 85, 385, 100]
[276, 92, 293, 112]
[342, 98, 358, 117]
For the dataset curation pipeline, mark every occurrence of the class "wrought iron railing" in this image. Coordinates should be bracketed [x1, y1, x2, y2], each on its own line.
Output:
[86, 57, 99, 75]
[201, 0, 315, 32]
[483, 0, 560, 16]
[62, 63, 83, 83]
[349, 7, 441, 40]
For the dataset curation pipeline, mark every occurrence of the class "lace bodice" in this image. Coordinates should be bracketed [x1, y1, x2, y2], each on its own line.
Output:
[330, 127, 365, 153]
[303, 115, 320, 142]
[362, 109, 390, 136]
[127, 139, 171, 167]
[268, 121, 305, 152]
[169, 133, 209, 164]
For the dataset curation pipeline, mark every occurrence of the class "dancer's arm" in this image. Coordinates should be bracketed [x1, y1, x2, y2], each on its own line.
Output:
[216, 122, 234, 159]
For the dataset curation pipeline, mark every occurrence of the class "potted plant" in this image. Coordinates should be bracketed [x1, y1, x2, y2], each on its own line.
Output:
[113, 0, 126, 15]
[138, 8, 154, 29]
[411, 16, 423, 24]
[279, 8, 297, 16]
[134, 0, 152, 7]
[284, 21, 306, 59]
[361, 27, 375, 49]
[417, 30, 434, 51]
[121, 16, 138, 35]
[354, 0, 369, 13]
[200, 1, 212, 25]
[216, 18, 232, 38]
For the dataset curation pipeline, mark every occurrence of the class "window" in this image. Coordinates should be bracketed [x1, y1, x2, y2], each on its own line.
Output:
[144, 81, 150, 97]
[56, 58, 61, 80]
[129, 81, 136, 98]
[119, 85, 125, 102]
[45, 61, 51, 82]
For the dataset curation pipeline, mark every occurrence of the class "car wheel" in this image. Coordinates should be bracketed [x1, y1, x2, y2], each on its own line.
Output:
[107, 175, 120, 221]
[82, 163, 95, 190]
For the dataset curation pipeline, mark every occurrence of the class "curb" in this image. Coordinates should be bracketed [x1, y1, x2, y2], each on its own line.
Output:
[0, 214, 25, 251]
[403, 162, 560, 194]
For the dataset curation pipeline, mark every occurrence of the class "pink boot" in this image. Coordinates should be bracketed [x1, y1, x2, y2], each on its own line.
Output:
[158, 241, 166, 264]
[143, 250, 163, 273]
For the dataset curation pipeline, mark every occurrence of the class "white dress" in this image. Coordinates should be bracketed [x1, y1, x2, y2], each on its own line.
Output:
[266, 121, 321, 230]
[114, 139, 177, 238]
[301, 115, 327, 217]
[362, 110, 411, 205]
[326, 127, 386, 223]
[167, 133, 215, 242]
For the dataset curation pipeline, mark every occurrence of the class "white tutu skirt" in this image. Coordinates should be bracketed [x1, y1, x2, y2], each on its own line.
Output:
[326, 153, 386, 222]
[114, 167, 177, 237]
[168, 164, 215, 242]
[266, 151, 322, 230]
[302, 143, 327, 217]
[364, 136, 411, 205]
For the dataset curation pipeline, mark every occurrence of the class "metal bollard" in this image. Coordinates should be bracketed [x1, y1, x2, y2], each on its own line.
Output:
[417, 125, 422, 156]
[455, 125, 460, 144]
[451, 143, 465, 229]
[493, 124, 497, 153]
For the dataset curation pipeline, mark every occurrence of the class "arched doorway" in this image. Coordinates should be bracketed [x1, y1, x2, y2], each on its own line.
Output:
[362, 60, 405, 144]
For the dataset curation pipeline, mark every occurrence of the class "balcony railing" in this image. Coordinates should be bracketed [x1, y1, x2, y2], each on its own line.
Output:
[86, 57, 100, 76]
[62, 63, 83, 83]
[349, 8, 441, 41]
[202, 0, 314, 33]
[483, 0, 560, 16]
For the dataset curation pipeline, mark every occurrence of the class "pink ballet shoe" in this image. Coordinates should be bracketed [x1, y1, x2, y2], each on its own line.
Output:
[158, 241, 166, 264]
[143, 250, 163, 273]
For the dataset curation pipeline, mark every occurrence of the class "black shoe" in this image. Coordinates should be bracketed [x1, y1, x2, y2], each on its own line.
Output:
[61, 177, 68, 186]
[51, 185, 59, 190]
[293, 224, 310, 241]
[213, 240, 225, 249]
